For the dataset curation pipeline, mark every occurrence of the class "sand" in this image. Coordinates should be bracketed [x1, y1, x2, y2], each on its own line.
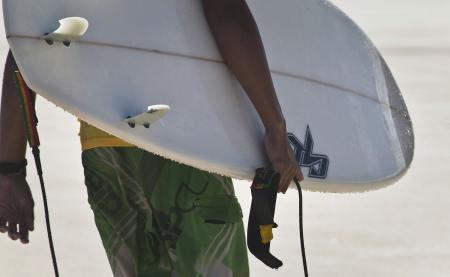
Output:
[0, 0, 449, 276]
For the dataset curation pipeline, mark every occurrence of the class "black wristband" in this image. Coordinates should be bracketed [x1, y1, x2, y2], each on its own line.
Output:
[0, 160, 27, 174]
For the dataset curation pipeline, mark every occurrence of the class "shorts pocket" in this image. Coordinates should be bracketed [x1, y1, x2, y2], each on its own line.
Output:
[194, 195, 243, 224]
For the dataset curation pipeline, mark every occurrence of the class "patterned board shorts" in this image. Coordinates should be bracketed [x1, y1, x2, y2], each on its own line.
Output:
[81, 147, 249, 277]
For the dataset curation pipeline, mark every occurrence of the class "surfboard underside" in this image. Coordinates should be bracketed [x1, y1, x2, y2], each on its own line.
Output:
[3, 0, 414, 192]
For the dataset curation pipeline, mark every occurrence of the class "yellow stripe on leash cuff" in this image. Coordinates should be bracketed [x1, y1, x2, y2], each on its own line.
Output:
[260, 224, 274, 244]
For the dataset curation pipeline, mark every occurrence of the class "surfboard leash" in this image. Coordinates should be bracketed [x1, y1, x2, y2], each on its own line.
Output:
[14, 70, 60, 277]
[248, 168, 308, 276]
[294, 177, 309, 276]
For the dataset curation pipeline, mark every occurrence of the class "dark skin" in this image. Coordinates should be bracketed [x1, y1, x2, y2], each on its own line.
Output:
[0, 52, 34, 244]
[202, 0, 303, 191]
[0, 0, 303, 244]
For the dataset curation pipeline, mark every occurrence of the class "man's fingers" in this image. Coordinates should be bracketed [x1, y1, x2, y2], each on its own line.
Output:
[276, 166, 289, 193]
[23, 208, 34, 232]
[275, 161, 303, 193]
[19, 224, 29, 244]
[279, 171, 290, 193]
[295, 167, 304, 182]
[285, 165, 301, 193]
[8, 222, 19, 240]
[281, 166, 296, 194]
[0, 217, 7, 233]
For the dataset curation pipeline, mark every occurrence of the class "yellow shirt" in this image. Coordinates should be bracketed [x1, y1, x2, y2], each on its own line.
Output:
[79, 120, 134, 151]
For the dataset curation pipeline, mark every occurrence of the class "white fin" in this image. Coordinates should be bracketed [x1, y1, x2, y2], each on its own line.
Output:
[44, 17, 89, 46]
[125, 105, 170, 128]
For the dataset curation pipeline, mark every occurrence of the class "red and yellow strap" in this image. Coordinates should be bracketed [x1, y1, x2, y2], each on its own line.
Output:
[14, 70, 40, 147]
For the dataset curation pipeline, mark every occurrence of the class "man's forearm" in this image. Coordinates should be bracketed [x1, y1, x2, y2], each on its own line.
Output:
[0, 51, 27, 162]
[202, 0, 286, 133]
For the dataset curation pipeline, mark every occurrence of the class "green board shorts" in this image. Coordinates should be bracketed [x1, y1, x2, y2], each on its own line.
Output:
[81, 147, 249, 277]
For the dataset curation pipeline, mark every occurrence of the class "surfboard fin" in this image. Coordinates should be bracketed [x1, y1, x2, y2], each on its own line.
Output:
[125, 105, 170, 128]
[44, 17, 89, 47]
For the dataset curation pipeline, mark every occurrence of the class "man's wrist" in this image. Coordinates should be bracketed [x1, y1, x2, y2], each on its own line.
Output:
[0, 160, 27, 175]
[264, 119, 286, 135]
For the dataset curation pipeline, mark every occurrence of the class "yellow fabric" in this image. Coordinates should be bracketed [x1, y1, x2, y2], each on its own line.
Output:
[259, 224, 274, 244]
[79, 120, 134, 151]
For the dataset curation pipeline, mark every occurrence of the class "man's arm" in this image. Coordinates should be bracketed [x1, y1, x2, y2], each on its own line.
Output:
[0, 52, 27, 161]
[201, 0, 303, 192]
[0, 51, 34, 244]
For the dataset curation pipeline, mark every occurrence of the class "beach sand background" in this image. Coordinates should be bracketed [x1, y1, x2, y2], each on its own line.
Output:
[0, 0, 449, 276]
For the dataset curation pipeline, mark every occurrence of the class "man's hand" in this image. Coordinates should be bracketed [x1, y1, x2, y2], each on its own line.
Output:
[0, 173, 34, 244]
[264, 127, 304, 194]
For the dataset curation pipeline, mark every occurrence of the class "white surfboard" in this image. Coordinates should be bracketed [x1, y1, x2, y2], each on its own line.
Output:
[3, 0, 414, 192]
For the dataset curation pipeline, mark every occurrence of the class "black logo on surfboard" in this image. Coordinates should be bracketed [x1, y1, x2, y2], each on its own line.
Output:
[288, 126, 329, 179]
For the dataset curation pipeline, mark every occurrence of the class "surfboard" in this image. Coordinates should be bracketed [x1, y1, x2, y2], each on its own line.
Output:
[3, 0, 414, 192]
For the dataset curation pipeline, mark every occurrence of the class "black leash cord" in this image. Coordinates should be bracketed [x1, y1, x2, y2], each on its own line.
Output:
[15, 70, 59, 277]
[294, 178, 308, 277]
[32, 147, 59, 277]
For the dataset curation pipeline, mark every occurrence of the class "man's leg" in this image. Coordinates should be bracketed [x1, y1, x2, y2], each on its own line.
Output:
[82, 147, 173, 276]
[145, 151, 249, 277]
[82, 147, 249, 277]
